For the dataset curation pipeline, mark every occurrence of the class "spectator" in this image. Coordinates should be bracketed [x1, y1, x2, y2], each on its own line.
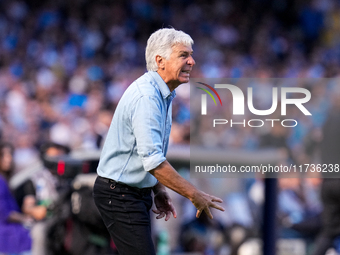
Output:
[0, 142, 32, 255]
[179, 211, 227, 254]
[312, 91, 340, 255]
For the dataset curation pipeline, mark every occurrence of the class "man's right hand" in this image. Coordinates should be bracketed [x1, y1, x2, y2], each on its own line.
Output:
[150, 160, 225, 220]
[190, 190, 225, 219]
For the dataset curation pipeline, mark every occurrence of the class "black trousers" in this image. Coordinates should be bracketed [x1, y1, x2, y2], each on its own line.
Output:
[93, 176, 155, 255]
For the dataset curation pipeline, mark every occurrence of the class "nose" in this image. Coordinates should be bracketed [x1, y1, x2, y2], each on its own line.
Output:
[187, 55, 195, 66]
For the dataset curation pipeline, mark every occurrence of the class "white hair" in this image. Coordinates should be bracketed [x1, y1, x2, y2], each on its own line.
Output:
[145, 28, 194, 71]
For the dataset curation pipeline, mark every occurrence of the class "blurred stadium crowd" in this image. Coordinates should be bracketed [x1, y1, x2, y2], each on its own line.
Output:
[1, 0, 340, 254]
[1, 0, 340, 166]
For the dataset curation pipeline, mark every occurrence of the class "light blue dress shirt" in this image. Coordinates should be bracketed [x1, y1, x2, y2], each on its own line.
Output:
[97, 71, 176, 188]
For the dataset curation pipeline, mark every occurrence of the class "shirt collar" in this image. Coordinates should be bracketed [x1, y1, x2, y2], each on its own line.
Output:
[149, 71, 176, 99]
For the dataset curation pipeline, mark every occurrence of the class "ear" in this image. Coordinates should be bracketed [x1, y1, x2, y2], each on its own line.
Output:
[155, 55, 165, 70]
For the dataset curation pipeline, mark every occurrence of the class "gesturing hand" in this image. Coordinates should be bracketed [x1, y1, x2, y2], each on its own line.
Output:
[191, 191, 225, 219]
[152, 190, 177, 221]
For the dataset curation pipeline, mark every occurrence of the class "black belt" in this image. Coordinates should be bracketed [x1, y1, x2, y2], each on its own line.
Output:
[98, 176, 153, 196]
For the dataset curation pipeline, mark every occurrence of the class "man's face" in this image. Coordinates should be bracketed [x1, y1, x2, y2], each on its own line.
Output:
[1, 147, 13, 172]
[45, 147, 67, 157]
[161, 43, 195, 87]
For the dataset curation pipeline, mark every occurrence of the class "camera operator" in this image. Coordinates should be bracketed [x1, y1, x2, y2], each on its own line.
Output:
[16, 142, 70, 255]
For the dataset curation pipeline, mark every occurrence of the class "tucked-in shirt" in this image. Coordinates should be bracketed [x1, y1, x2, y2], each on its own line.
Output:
[0, 176, 31, 253]
[97, 71, 176, 188]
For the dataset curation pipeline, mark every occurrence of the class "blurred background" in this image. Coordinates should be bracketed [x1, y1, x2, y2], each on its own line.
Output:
[1, 0, 340, 254]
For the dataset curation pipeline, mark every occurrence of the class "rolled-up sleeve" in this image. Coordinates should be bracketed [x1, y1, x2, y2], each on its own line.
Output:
[131, 95, 166, 171]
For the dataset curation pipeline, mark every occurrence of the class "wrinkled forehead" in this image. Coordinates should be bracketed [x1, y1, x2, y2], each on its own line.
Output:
[171, 43, 193, 53]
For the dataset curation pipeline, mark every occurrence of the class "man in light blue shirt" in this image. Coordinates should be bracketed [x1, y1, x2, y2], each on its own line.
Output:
[93, 28, 225, 255]
[96, 70, 175, 188]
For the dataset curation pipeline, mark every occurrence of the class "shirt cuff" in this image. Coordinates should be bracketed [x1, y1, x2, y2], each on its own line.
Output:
[142, 152, 166, 171]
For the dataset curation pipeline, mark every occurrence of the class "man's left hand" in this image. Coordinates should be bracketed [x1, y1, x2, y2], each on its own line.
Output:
[152, 190, 177, 221]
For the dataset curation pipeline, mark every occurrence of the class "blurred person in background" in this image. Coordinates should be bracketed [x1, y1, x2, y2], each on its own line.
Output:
[0, 142, 32, 255]
[93, 28, 225, 255]
[179, 211, 227, 254]
[278, 176, 322, 239]
[15, 142, 70, 255]
[13, 134, 40, 172]
[94, 109, 113, 148]
[312, 91, 340, 255]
